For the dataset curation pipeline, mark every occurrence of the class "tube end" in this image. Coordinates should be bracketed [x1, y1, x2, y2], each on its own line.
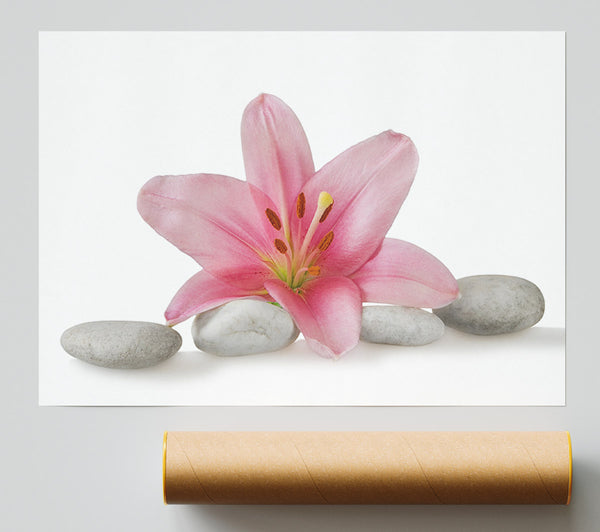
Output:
[566, 431, 572, 505]
[163, 431, 168, 505]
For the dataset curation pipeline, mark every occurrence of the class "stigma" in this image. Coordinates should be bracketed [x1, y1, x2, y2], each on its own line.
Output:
[317, 191, 333, 210]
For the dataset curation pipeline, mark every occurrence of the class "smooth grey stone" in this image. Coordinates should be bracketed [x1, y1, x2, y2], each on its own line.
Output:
[61, 321, 182, 369]
[360, 306, 445, 346]
[192, 300, 300, 356]
[433, 275, 545, 335]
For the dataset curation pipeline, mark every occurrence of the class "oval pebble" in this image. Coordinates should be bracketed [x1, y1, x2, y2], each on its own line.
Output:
[433, 275, 545, 335]
[192, 300, 300, 356]
[61, 321, 182, 369]
[360, 306, 445, 346]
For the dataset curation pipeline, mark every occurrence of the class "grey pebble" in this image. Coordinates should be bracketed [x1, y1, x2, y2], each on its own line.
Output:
[433, 275, 545, 335]
[61, 321, 182, 369]
[360, 306, 445, 346]
[192, 300, 300, 356]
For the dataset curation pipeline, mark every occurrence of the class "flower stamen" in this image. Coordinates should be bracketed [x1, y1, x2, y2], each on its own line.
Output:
[307, 265, 321, 276]
[265, 208, 282, 230]
[319, 203, 333, 223]
[318, 231, 334, 251]
[274, 239, 288, 254]
[296, 193, 306, 219]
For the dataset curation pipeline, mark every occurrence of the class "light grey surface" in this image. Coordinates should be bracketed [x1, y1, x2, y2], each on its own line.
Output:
[192, 300, 299, 355]
[361, 306, 445, 345]
[61, 321, 182, 368]
[2, 1, 599, 531]
[434, 275, 545, 335]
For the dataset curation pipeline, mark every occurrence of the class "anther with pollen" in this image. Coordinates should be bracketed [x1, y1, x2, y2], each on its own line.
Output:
[296, 192, 306, 219]
[318, 231, 334, 251]
[319, 202, 333, 223]
[265, 208, 282, 230]
[274, 239, 288, 254]
[307, 265, 321, 276]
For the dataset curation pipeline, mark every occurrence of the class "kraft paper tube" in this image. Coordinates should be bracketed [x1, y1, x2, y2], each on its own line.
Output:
[163, 431, 572, 505]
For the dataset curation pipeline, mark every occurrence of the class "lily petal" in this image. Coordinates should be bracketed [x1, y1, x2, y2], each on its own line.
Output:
[138, 173, 277, 289]
[300, 131, 418, 276]
[241, 94, 315, 217]
[264, 276, 362, 359]
[165, 270, 268, 325]
[351, 238, 459, 308]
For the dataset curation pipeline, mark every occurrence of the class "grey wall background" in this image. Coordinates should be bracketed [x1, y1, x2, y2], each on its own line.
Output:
[2, 1, 598, 530]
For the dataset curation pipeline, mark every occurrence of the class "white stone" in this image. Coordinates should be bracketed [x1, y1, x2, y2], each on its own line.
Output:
[61, 321, 182, 369]
[433, 275, 545, 335]
[360, 306, 445, 346]
[192, 300, 300, 356]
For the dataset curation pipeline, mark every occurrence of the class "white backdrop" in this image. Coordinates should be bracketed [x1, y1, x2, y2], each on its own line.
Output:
[39, 32, 565, 405]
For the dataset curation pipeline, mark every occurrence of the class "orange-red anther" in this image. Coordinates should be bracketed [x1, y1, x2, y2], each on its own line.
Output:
[274, 239, 288, 254]
[296, 193, 306, 219]
[318, 231, 334, 251]
[265, 208, 282, 230]
[318, 202, 333, 223]
[307, 265, 321, 276]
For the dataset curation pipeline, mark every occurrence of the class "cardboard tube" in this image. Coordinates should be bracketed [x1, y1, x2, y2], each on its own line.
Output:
[163, 431, 572, 505]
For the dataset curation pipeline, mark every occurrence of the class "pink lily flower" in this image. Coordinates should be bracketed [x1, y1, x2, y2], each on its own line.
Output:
[138, 94, 458, 358]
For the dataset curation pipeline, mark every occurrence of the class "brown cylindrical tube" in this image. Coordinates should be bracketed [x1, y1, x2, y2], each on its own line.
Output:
[163, 431, 572, 505]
